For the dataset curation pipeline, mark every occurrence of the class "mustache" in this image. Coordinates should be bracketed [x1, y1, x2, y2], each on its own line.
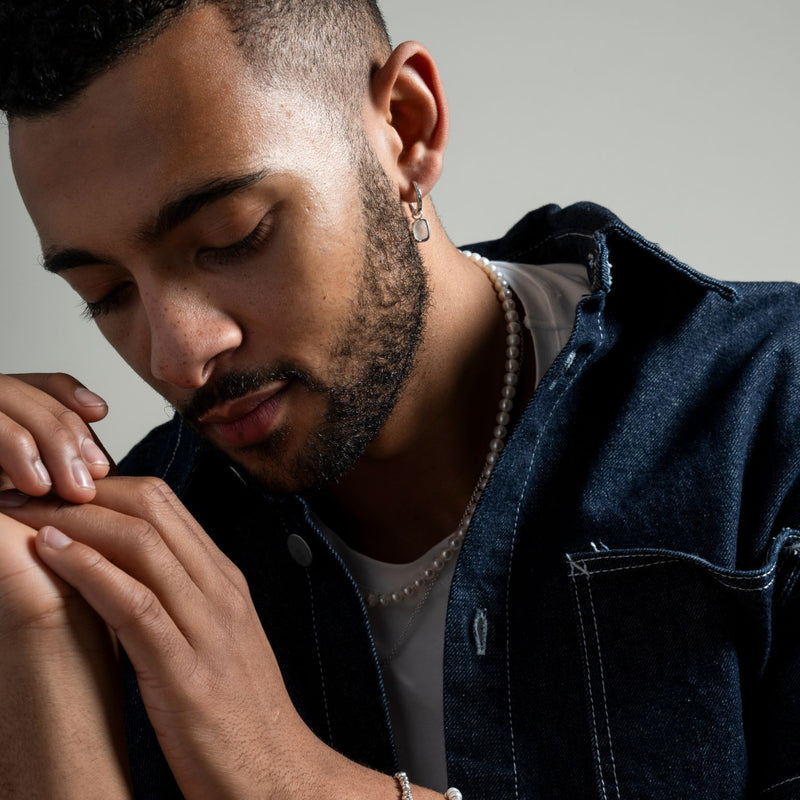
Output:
[179, 364, 327, 423]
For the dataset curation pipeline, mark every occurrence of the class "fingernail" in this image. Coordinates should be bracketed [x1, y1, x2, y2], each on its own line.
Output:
[81, 438, 109, 467]
[74, 387, 107, 408]
[0, 490, 30, 508]
[33, 459, 52, 488]
[42, 526, 72, 550]
[72, 459, 95, 490]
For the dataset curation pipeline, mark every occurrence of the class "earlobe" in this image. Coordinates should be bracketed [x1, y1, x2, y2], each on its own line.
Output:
[368, 41, 449, 202]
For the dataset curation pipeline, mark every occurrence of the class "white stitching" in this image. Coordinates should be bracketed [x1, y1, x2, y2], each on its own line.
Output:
[305, 571, 333, 746]
[574, 560, 776, 592]
[570, 574, 608, 800]
[505, 367, 584, 798]
[587, 577, 620, 799]
[162, 420, 183, 478]
[576, 559, 681, 575]
[761, 774, 800, 794]
[712, 576, 776, 592]
[573, 552, 780, 579]
[573, 555, 783, 587]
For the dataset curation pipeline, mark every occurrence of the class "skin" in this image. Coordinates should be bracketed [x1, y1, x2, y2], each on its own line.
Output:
[0, 5, 535, 797]
[0, 511, 130, 798]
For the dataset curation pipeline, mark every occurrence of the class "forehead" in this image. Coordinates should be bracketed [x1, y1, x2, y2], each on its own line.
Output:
[9, 5, 340, 248]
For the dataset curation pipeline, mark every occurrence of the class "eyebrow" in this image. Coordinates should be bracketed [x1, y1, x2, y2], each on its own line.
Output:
[42, 168, 268, 274]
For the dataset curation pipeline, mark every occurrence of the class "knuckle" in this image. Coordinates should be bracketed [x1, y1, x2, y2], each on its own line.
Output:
[126, 518, 161, 551]
[137, 476, 173, 504]
[45, 422, 78, 449]
[1, 424, 37, 458]
[124, 586, 162, 628]
[228, 565, 250, 596]
[54, 407, 84, 432]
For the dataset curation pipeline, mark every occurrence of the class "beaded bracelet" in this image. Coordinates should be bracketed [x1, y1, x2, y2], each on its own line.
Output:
[393, 772, 463, 800]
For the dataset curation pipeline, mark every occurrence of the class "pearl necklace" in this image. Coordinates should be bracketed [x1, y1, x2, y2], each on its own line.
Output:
[365, 252, 523, 608]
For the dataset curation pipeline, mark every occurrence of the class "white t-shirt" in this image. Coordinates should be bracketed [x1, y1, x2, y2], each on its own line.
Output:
[315, 261, 590, 790]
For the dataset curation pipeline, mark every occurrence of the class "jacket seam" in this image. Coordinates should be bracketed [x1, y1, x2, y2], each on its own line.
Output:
[761, 774, 800, 794]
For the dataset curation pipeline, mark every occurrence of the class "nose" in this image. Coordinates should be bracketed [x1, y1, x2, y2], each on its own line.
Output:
[145, 283, 242, 389]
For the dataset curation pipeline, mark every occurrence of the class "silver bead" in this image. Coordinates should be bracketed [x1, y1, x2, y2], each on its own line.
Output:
[403, 585, 416, 597]
[449, 536, 462, 549]
[442, 548, 454, 561]
[508, 322, 522, 334]
[507, 333, 521, 347]
[502, 385, 516, 398]
[489, 438, 504, 453]
[506, 346, 520, 359]
[391, 592, 403, 604]
[505, 359, 520, 373]
[502, 299, 516, 312]
[433, 558, 444, 571]
[499, 398, 513, 412]
[493, 425, 507, 439]
[504, 310, 519, 324]
[504, 372, 519, 386]
[496, 411, 510, 426]
[379, 594, 390, 607]
[486, 452, 499, 465]
[424, 568, 436, 580]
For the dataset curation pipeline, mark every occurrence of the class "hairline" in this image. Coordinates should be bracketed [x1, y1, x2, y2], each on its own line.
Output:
[4, 1, 392, 124]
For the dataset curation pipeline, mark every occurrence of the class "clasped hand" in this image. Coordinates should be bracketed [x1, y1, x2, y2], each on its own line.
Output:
[3, 476, 316, 799]
[0, 372, 423, 800]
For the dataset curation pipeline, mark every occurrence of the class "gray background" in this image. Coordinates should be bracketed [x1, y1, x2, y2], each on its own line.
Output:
[1, 0, 798, 460]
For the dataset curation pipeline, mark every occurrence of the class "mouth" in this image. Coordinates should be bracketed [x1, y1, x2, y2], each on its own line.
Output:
[198, 381, 289, 447]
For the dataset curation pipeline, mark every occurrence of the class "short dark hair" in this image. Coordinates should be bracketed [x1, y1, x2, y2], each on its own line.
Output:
[0, 0, 392, 119]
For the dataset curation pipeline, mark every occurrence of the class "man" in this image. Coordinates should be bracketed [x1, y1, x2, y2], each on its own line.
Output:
[0, 2, 798, 799]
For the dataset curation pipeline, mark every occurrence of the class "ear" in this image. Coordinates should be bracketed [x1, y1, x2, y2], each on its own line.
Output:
[366, 41, 449, 204]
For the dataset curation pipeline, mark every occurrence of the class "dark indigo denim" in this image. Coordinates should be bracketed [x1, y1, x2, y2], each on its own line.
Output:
[120, 203, 800, 799]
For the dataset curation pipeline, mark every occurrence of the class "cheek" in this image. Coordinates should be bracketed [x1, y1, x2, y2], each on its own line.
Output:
[241, 231, 361, 342]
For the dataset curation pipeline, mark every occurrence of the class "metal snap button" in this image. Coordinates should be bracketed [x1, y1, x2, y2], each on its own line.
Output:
[287, 533, 313, 567]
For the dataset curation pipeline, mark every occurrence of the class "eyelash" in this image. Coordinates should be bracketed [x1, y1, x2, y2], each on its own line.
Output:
[201, 215, 273, 266]
[81, 284, 131, 321]
[81, 215, 273, 321]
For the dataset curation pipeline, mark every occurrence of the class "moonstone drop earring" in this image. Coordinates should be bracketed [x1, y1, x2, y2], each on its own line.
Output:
[410, 181, 431, 243]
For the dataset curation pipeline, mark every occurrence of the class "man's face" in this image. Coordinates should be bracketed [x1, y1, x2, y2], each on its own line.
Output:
[10, 7, 427, 492]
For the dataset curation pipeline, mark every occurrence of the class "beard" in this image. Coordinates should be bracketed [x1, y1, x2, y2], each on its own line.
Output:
[180, 140, 429, 493]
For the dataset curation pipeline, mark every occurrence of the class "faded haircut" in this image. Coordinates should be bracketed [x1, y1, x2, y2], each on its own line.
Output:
[0, 0, 392, 120]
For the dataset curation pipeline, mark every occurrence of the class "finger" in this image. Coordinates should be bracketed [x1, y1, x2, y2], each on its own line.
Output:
[0, 375, 110, 501]
[92, 477, 243, 585]
[17, 376, 114, 476]
[11, 373, 109, 423]
[3, 477, 244, 603]
[34, 526, 194, 680]
[3, 497, 209, 630]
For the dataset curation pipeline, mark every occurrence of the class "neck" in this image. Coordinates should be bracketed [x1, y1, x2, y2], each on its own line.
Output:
[312, 228, 534, 563]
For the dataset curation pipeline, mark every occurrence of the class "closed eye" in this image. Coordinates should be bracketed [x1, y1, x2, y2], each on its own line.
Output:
[81, 282, 133, 321]
[201, 213, 274, 266]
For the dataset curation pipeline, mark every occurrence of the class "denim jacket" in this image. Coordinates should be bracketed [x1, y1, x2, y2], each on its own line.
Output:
[120, 202, 800, 800]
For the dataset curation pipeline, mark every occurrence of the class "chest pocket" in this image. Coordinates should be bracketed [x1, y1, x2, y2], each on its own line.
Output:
[566, 530, 800, 800]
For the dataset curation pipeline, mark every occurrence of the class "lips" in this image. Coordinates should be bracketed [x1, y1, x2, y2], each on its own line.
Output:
[198, 382, 289, 447]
